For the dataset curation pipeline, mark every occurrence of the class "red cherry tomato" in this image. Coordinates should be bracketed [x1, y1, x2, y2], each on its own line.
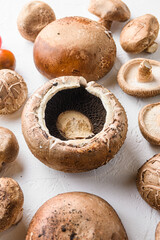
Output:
[0, 49, 16, 70]
[0, 36, 2, 48]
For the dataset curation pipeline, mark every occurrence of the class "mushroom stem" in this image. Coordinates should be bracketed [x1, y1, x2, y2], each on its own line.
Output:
[157, 115, 160, 126]
[99, 19, 112, 30]
[137, 60, 153, 83]
[145, 42, 158, 53]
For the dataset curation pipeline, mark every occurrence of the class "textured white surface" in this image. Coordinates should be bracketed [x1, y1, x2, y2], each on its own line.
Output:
[0, 0, 160, 239]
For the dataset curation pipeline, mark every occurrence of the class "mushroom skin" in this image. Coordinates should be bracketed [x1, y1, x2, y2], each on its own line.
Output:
[120, 14, 159, 54]
[26, 192, 128, 240]
[156, 222, 160, 240]
[0, 127, 19, 171]
[17, 1, 56, 42]
[0, 177, 24, 232]
[33, 16, 116, 82]
[22, 76, 128, 173]
[117, 58, 160, 98]
[0, 69, 28, 114]
[89, 0, 130, 30]
[138, 102, 160, 146]
[136, 154, 160, 211]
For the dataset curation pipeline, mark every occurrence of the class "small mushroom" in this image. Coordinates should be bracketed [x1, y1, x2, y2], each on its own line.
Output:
[26, 192, 128, 239]
[22, 76, 128, 173]
[33, 16, 116, 82]
[88, 0, 130, 30]
[138, 102, 160, 146]
[0, 177, 24, 232]
[17, 1, 56, 42]
[120, 14, 159, 54]
[136, 154, 160, 211]
[0, 69, 28, 114]
[0, 127, 19, 171]
[117, 58, 160, 97]
[156, 222, 160, 240]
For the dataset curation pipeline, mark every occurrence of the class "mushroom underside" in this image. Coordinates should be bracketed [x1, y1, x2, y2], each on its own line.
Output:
[45, 87, 106, 140]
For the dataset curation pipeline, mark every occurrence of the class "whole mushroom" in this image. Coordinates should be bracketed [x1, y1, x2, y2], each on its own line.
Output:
[33, 16, 116, 82]
[120, 14, 159, 54]
[17, 0, 56, 42]
[0, 127, 19, 171]
[88, 0, 130, 30]
[117, 58, 160, 97]
[138, 102, 160, 145]
[0, 69, 28, 114]
[26, 192, 128, 239]
[136, 154, 160, 211]
[0, 177, 24, 232]
[22, 76, 128, 173]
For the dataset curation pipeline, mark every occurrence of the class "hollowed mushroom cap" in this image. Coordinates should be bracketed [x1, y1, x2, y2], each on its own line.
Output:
[17, 1, 56, 42]
[138, 102, 160, 146]
[22, 76, 128, 173]
[0, 69, 28, 114]
[0, 127, 19, 171]
[136, 154, 160, 210]
[26, 192, 128, 240]
[156, 222, 160, 240]
[117, 58, 160, 97]
[0, 177, 24, 232]
[88, 0, 130, 22]
[33, 16, 116, 82]
[120, 14, 159, 54]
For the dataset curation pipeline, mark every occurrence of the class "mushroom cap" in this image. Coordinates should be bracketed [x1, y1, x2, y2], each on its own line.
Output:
[138, 102, 160, 145]
[120, 14, 159, 53]
[156, 222, 160, 240]
[0, 69, 28, 114]
[0, 177, 24, 232]
[33, 16, 116, 82]
[17, 0, 56, 42]
[136, 154, 160, 210]
[117, 58, 160, 97]
[0, 127, 19, 170]
[88, 0, 130, 22]
[22, 76, 128, 173]
[26, 192, 128, 240]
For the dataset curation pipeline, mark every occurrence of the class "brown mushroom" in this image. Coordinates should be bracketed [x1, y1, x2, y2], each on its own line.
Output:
[0, 177, 24, 232]
[138, 102, 160, 146]
[0, 69, 28, 114]
[117, 58, 160, 97]
[156, 222, 160, 240]
[136, 154, 160, 211]
[88, 0, 130, 30]
[0, 127, 19, 171]
[120, 14, 159, 54]
[22, 76, 128, 173]
[26, 192, 128, 240]
[17, 1, 56, 42]
[33, 16, 116, 82]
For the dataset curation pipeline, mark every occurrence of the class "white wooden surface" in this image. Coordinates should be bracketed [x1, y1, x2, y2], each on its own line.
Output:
[0, 0, 160, 239]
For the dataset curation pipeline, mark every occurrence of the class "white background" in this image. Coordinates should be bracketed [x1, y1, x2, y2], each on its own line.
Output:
[0, 0, 160, 239]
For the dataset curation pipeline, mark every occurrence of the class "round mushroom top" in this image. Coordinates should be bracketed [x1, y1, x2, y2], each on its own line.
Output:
[120, 14, 159, 53]
[22, 76, 128, 172]
[136, 154, 160, 211]
[0, 177, 24, 232]
[156, 222, 160, 240]
[17, 0, 56, 42]
[26, 192, 128, 240]
[0, 127, 19, 170]
[33, 16, 116, 82]
[0, 69, 28, 114]
[138, 102, 160, 146]
[88, 0, 130, 22]
[117, 58, 160, 97]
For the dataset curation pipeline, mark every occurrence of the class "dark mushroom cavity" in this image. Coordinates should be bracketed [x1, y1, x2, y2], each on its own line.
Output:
[45, 86, 106, 140]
